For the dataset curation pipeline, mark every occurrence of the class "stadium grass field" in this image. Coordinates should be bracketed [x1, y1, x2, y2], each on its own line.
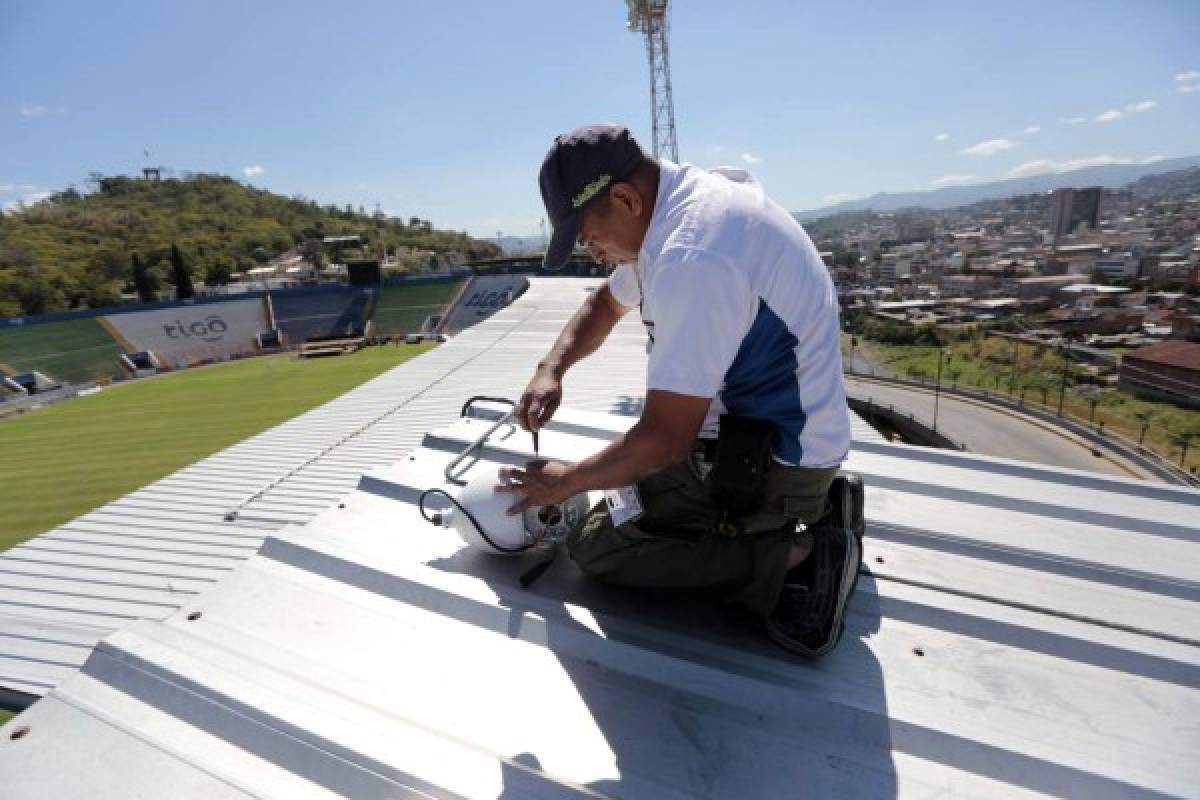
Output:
[0, 343, 436, 553]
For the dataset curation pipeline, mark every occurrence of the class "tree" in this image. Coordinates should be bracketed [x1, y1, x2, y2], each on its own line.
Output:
[170, 242, 195, 299]
[204, 257, 234, 287]
[1133, 410, 1155, 445]
[300, 239, 324, 270]
[1168, 431, 1196, 468]
[131, 253, 156, 303]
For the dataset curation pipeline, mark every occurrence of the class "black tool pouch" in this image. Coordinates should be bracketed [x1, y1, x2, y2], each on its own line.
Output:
[709, 414, 776, 534]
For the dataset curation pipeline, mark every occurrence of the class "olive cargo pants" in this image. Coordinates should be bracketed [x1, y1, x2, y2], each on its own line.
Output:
[566, 454, 838, 618]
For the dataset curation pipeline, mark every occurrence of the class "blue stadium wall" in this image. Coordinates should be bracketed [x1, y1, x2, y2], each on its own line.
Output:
[272, 288, 377, 344]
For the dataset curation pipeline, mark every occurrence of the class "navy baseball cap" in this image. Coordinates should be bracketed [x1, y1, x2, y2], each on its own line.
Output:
[538, 124, 646, 270]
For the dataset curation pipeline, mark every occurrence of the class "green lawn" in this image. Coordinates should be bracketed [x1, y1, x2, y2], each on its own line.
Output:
[0, 317, 124, 384]
[0, 343, 436, 551]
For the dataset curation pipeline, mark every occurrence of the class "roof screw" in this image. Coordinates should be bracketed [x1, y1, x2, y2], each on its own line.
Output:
[874, 556, 885, 564]
[912, 647, 925, 657]
[338, 503, 346, 509]
[9, 726, 30, 741]
[187, 611, 202, 621]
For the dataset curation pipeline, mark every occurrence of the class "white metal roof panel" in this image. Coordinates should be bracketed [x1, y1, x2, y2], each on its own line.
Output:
[0, 277, 883, 698]
[2, 406, 1196, 797]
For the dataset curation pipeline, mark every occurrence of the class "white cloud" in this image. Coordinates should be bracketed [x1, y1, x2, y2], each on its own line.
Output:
[0, 183, 37, 193]
[242, 165, 265, 177]
[2, 190, 52, 212]
[1176, 84, 1200, 94]
[1096, 100, 1156, 123]
[1175, 70, 1200, 83]
[1141, 154, 1166, 164]
[934, 133, 950, 142]
[1006, 160, 1058, 178]
[709, 144, 726, 153]
[1063, 116, 1088, 125]
[1059, 155, 1132, 171]
[740, 152, 762, 165]
[1005, 154, 1133, 179]
[822, 192, 855, 205]
[19, 104, 47, 118]
[1024, 125, 1041, 135]
[931, 174, 977, 187]
[959, 138, 1016, 157]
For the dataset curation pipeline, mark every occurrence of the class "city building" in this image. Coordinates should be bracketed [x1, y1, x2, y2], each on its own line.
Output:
[1012, 274, 1080, 300]
[1049, 187, 1103, 240]
[1093, 252, 1140, 280]
[1118, 341, 1200, 408]
[941, 274, 995, 296]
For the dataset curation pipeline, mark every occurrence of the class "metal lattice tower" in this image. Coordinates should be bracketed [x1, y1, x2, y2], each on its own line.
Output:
[626, 0, 678, 162]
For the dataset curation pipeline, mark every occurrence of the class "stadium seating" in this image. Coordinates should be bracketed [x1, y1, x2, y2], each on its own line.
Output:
[0, 318, 124, 385]
[439, 275, 528, 334]
[371, 280, 464, 336]
[272, 288, 376, 345]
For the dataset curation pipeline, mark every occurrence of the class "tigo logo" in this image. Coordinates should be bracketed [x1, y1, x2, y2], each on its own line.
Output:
[163, 315, 229, 342]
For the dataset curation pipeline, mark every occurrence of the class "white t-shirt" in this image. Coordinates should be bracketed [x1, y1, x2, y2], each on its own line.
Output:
[608, 160, 851, 468]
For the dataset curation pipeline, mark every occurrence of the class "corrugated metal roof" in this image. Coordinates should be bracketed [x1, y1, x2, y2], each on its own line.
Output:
[0, 277, 882, 700]
[13, 276, 1194, 794]
[2, 399, 1197, 797]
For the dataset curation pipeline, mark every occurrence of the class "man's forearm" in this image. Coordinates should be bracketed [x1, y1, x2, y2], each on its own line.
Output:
[565, 418, 688, 492]
[538, 286, 626, 377]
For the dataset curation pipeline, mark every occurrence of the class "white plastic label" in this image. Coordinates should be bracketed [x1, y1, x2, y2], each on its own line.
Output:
[604, 485, 644, 527]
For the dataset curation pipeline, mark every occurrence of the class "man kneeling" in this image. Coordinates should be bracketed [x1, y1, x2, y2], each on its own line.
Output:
[499, 124, 861, 656]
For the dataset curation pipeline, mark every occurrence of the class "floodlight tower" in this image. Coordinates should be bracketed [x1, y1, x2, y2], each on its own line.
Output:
[625, 0, 678, 162]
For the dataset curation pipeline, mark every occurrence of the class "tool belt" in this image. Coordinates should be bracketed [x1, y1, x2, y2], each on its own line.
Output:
[708, 414, 776, 535]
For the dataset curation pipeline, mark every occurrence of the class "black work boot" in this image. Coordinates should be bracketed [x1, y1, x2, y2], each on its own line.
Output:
[764, 472, 864, 657]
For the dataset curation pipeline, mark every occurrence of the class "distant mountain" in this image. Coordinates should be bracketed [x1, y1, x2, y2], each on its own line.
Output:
[1125, 166, 1200, 201]
[794, 155, 1200, 220]
[496, 235, 547, 256]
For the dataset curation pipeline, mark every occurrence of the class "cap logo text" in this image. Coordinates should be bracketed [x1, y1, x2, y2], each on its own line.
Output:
[572, 175, 612, 208]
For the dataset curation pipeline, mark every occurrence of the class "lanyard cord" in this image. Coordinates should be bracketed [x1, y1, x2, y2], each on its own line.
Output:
[633, 261, 654, 345]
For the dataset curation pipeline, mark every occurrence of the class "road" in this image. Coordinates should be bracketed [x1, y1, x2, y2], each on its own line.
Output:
[844, 376, 1150, 480]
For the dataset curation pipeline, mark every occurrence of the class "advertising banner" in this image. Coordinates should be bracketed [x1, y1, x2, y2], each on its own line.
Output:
[440, 276, 528, 334]
[101, 298, 267, 365]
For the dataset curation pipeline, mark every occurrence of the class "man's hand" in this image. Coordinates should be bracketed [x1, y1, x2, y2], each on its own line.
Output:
[495, 460, 576, 515]
[516, 366, 562, 432]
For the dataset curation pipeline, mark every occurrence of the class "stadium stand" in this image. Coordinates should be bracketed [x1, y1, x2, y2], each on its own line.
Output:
[371, 279, 464, 337]
[272, 287, 377, 345]
[439, 275, 529, 334]
[0, 317, 124, 385]
[100, 297, 269, 367]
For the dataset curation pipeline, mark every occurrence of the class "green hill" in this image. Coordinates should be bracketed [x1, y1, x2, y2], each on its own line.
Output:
[0, 173, 500, 317]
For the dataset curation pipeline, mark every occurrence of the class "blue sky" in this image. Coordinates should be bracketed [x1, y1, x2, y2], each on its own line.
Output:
[2, 0, 1198, 237]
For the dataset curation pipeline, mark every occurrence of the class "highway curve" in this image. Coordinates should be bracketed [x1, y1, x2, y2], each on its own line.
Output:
[844, 376, 1154, 481]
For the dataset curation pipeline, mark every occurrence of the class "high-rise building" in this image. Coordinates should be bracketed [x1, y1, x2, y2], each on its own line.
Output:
[1049, 187, 1102, 239]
